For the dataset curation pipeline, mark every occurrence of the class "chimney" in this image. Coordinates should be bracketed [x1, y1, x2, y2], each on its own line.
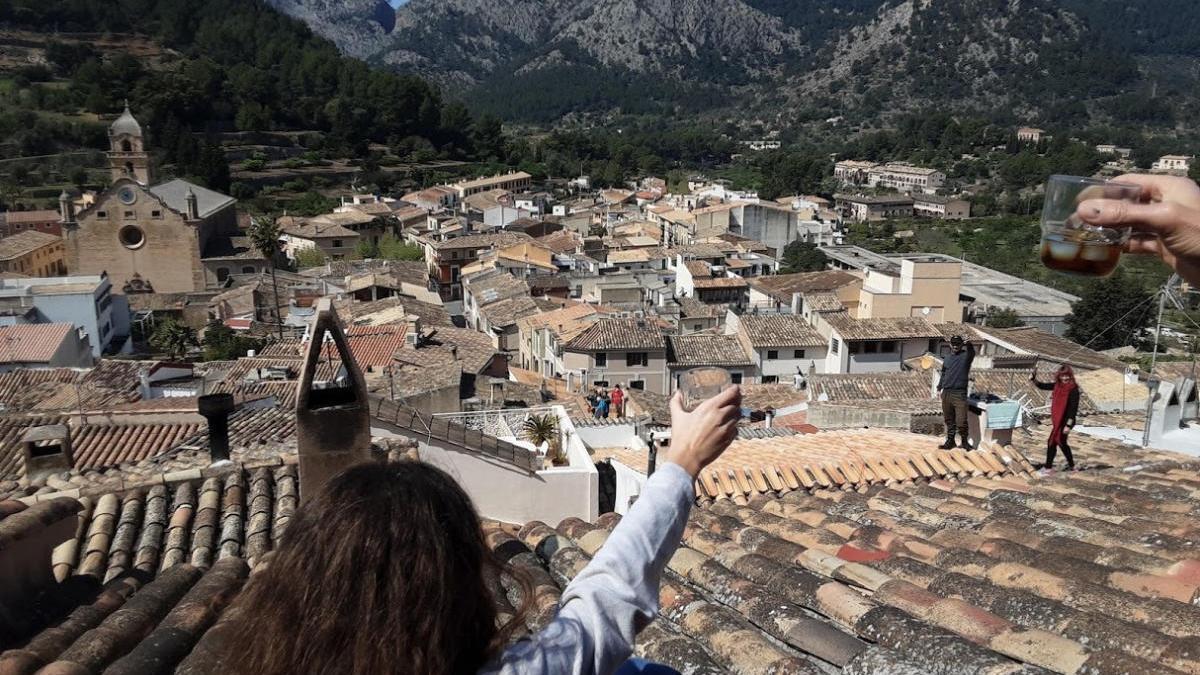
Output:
[296, 298, 371, 501]
[20, 425, 73, 481]
[198, 393, 236, 464]
[58, 190, 75, 226]
[764, 407, 775, 429]
[185, 187, 199, 220]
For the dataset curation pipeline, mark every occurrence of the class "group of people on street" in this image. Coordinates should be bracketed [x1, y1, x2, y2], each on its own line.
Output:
[587, 384, 625, 419]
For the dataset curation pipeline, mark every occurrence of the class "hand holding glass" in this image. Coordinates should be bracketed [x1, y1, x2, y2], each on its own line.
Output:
[679, 367, 732, 412]
[1040, 175, 1142, 277]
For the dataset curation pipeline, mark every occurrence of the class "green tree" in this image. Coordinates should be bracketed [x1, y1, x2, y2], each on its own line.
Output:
[201, 318, 264, 361]
[1064, 269, 1155, 350]
[248, 216, 284, 339]
[985, 307, 1025, 328]
[377, 234, 423, 261]
[779, 241, 828, 274]
[286, 191, 337, 217]
[356, 239, 379, 259]
[149, 319, 198, 359]
[294, 247, 327, 268]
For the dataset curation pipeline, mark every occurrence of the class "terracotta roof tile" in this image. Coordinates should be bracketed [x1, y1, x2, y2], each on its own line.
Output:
[738, 314, 826, 348]
[0, 324, 76, 364]
[565, 318, 666, 352]
[826, 315, 942, 341]
[666, 335, 752, 367]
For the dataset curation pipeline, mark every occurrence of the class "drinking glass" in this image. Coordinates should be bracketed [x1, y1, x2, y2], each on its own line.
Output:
[679, 367, 731, 412]
[1040, 175, 1142, 277]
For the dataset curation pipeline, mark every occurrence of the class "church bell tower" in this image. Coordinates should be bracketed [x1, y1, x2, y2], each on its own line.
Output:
[107, 102, 152, 185]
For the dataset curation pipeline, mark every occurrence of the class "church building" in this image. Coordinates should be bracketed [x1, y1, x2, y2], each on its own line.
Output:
[61, 105, 267, 295]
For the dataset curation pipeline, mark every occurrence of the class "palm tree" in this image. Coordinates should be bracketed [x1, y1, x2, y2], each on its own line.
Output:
[249, 215, 284, 339]
[520, 413, 562, 465]
[149, 319, 198, 360]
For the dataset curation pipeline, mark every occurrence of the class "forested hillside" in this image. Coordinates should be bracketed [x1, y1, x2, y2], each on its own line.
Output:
[0, 0, 495, 180]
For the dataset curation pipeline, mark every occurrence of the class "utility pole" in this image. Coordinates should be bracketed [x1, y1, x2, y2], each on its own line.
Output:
[1142, 288, 1167, 448]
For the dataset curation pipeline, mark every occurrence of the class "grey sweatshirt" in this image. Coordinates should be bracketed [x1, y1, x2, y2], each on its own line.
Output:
[938, 342, 975, 391]
[482, 461, 694, 675]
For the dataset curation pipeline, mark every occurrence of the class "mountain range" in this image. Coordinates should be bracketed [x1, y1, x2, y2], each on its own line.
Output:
[266, 0, 1200, 127]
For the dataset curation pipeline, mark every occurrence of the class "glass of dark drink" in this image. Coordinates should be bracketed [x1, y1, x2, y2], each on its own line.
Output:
[1040, 175, 1142, 277]
[679, 367, 731, 412]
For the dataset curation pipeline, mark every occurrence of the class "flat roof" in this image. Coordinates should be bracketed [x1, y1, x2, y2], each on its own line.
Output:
[888, 252, 1079, 317]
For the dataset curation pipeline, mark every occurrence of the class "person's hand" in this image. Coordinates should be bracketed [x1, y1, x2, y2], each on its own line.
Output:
[1075, 174, 1200, 285]
[666, 385, 741, 478]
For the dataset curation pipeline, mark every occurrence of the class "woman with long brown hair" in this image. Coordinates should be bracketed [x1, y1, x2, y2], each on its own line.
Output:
[219, 385, 743, 675]
[1031, 364, 1081, 474]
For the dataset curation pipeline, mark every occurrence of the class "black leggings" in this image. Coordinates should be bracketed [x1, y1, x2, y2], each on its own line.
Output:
[1046, 438, 1074, 469]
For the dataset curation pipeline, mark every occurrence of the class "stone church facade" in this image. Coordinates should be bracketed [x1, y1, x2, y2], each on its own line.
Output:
[61, 106, 264, 295]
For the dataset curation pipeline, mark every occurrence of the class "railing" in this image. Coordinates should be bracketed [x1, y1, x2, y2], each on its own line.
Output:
[369, 397, 546, 472]
[434, 405, 562, 441]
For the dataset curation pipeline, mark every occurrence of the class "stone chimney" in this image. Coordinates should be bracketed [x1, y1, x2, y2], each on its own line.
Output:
[198, 393, 235, 464]
[20, 425, 73, 481]
[58, 190, 75, 226]
[296, 298, 370, 501]
[185, 187, 199, 220]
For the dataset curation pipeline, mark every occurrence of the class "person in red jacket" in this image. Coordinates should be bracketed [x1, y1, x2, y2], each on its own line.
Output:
[610, 384, 625, 418]
[1031, 365, 1080, 474]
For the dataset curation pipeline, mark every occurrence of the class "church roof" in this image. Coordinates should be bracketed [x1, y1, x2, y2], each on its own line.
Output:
[109, 104, 142, 137]
[149, 179, 235, 220]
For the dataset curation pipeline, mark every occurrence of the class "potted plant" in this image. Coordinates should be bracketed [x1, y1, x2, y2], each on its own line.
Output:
[520, 413, 564, 466]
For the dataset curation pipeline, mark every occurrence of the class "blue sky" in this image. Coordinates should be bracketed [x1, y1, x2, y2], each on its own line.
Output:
[389, 0, 407, 6]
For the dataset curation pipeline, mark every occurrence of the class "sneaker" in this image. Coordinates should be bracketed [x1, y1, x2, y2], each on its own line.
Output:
[1037, 468, 1056, 477]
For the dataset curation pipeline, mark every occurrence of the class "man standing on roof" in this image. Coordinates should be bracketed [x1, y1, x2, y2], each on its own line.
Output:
[610, 384, 625, 418]
[937, 334, 975, 450]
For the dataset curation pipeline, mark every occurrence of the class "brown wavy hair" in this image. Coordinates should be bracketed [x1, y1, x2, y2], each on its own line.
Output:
[219, 461, 530, 675]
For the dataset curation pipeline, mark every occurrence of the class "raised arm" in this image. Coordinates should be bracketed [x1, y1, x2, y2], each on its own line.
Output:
[486, 386, 741, 675]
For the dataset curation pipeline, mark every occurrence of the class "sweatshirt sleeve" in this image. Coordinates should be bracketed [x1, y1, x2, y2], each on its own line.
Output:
[483, 462, 695, 675]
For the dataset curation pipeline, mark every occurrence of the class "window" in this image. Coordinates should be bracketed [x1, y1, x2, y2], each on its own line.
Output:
[831, 338, 840, 354]
[124, 210, 135, 219]
[595, 352, 608, 367]
[118, 225, 145, 250]
[730, 372, 743, 384]
[928, 339, 939, 354]
[216, 267, 231, 282]
[97, 211, 107, 218]
[881, 341, 897, 353]
[626, 352, 648, 367]
[629, 380, 645, 390]
[151, 210, 162, 219]
[848, 342, 861, 355]
[332, 239, 343, 248]
[242, 266, 256, 274]
[762, 375, 778, 384]
[864, 341, 878, 354]
[767, 350, 778, 360]
[593, 380, 609, 388]
[793, 349, 805, 359]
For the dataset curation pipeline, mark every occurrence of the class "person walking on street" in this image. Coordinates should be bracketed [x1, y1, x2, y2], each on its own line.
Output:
[610, 385, 625, 418]
[1031, 365, 1080, 473]
[938, 334, 975, 450]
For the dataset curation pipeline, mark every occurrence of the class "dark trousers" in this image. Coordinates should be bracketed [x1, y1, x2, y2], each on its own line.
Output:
[941, 389, 969, 437]
[1046, 437, 1075, 468]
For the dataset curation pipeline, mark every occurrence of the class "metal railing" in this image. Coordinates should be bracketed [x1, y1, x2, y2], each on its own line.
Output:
[370, 397, 550, 472]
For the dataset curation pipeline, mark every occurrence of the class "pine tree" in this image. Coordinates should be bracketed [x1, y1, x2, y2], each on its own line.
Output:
[1064, 269, 1155, 351]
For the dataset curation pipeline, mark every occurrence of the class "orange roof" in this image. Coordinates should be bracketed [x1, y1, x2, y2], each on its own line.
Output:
[0, 324, 75, 363]
[694, 429, 1029, 501]
[342, 324, 408, 370]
